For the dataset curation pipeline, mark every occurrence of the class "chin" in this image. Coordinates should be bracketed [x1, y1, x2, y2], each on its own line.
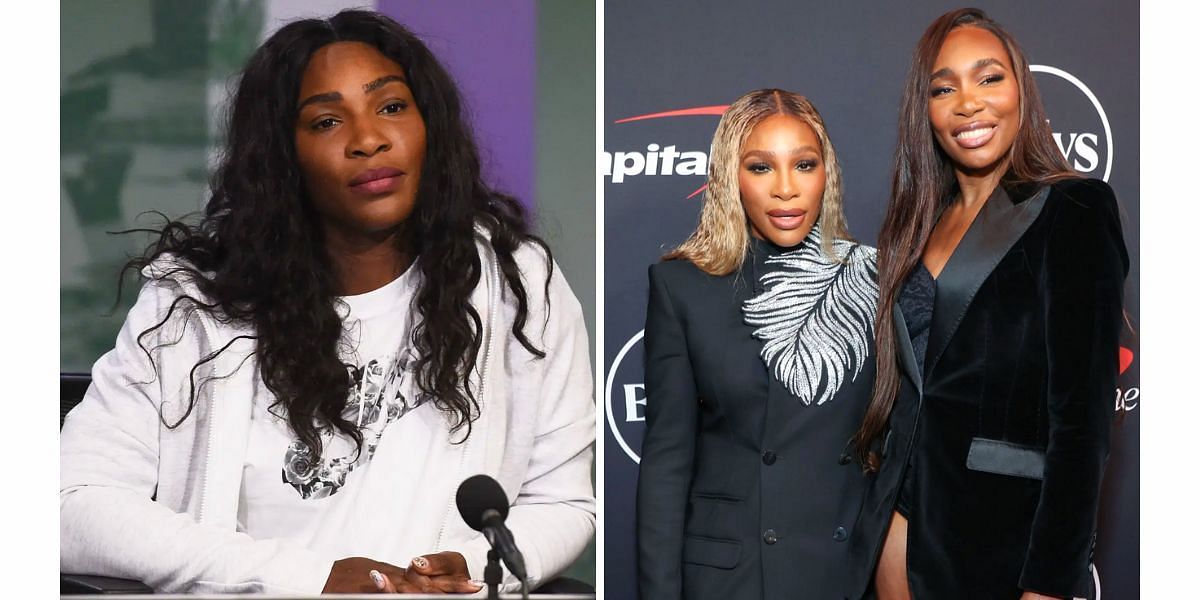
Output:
[765, 230, 811, 248]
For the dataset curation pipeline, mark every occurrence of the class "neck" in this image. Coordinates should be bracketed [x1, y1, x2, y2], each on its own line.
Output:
[323, 224, 413, 296]
[953, 160, 1008, 208]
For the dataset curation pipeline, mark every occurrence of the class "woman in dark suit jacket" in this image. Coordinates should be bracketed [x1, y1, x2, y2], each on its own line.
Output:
[637, 89, 878, 600]
[844, 9, 1128, 600]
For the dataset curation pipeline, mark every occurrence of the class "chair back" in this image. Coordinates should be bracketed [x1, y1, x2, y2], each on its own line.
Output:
[61, 372, 91, 429]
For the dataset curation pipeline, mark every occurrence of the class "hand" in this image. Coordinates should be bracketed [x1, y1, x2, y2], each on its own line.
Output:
[402, 551, 485, 594]
[1019, 592, 1064, 600]
[323, 556, 406, 594]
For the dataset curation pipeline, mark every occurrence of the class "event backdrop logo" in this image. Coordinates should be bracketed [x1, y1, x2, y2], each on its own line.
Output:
[605, 329, 646, 463]
[1032, 64, 1113, 181]
[602, 105, 726, 198]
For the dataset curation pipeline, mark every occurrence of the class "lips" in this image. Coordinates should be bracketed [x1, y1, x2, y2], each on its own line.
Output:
[349, 167, 405, 194]
[767, 208, 807, 230]
[951, 121, 997, 149]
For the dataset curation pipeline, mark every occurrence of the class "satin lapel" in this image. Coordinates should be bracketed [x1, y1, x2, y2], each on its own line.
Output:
[924, 185, 1050, 379]
[892, 302, 922, 390]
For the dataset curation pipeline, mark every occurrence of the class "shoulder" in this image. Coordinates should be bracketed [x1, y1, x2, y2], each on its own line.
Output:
[648, 257, 715, 291]
[1040, 177, 1129, 272]
[1045, 177, 1119, 218]
[139, 253, 216, 303]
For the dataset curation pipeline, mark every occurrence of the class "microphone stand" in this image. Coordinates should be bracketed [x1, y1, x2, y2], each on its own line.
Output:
[485, 549, 502, 600]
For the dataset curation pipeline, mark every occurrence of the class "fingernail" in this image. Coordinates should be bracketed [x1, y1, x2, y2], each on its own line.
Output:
[469, 579, 485, 589]
[411, 556, 429, 569]
[369, 569, 386, 590]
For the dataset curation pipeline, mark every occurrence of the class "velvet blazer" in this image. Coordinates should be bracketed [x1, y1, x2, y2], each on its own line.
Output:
[844, 178, 1128, 600]
[638, 242, 876, 600]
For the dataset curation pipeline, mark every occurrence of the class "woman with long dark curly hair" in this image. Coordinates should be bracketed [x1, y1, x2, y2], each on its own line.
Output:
[60, 10, 594, 595]
[844, 8, 1127, 600]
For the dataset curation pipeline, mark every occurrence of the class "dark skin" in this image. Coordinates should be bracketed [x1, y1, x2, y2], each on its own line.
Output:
[294, 41, 480, 595]
[875, 27, 1061, 600]
[323, 553, 482, 594]
[294, 41, 425, 296]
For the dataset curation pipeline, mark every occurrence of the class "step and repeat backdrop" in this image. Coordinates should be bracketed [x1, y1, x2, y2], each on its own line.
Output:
[603, 1, 1138, 598]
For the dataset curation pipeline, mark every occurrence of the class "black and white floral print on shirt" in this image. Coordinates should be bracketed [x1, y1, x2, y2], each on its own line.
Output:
[281, 348, 425, 499]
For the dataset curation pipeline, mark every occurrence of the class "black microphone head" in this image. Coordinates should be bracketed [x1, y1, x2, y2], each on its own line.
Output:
[456, 474, 510, 531]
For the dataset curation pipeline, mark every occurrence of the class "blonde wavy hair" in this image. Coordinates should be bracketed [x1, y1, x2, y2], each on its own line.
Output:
[665, 89, 850, 275]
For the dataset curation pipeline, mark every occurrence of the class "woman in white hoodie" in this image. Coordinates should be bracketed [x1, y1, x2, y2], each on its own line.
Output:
[60, 10, 594, 595]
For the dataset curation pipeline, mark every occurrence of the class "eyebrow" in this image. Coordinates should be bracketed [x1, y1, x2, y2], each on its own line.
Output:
[363, 74, 407, 93]
[297, 91, 342, 111]
[297, 74, 409, 111]
[930, 57, 1006, 81]
[742, 146, 820, 158]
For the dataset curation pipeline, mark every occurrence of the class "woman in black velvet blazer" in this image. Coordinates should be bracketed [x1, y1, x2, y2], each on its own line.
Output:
[844, 9, 1128, 600]
[637, 89, 878, 600]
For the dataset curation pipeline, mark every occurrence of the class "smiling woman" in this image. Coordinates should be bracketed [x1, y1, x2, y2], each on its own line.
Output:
[845, 8, 1128, 600]
[59, 9, 595, 596]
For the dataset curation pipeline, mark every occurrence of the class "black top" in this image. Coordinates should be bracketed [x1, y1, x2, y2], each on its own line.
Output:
[638, 229, 878, 600]
[894, 263, 935, 520]
[898, 263, 936, 375]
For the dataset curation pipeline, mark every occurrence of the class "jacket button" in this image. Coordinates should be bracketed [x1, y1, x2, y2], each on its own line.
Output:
[762, 450, 777, 465]
[833, 526, 848, 542]
[763, 529, 778, 545]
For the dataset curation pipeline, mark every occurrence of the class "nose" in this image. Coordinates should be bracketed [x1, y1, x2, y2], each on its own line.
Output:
[772, 170, 800, 201]
[346, 118, 391, 158]
[955, 86, 984, 117]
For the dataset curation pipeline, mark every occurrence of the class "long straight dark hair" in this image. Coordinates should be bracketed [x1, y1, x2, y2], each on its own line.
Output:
[851, 8, 1075, 471]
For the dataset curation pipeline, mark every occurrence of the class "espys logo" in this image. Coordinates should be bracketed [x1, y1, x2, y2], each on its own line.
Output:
[606, 330, 1137, 464]
[602, 105, 727, 198]
[1032, 64, 1113, 181]
[605, 329, 646, 463]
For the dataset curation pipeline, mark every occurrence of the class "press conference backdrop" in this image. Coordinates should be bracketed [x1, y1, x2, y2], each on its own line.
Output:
[60, 0, 595, 586]
[603, 1, 1138, 598]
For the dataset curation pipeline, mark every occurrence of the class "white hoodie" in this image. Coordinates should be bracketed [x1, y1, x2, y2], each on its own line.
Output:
[60, 234, 596, 594]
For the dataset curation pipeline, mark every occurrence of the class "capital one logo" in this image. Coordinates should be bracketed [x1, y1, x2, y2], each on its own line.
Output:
[605, 329, 646, 463]
[602, 105, 727, 198]
[1031, 64, 1113, 181]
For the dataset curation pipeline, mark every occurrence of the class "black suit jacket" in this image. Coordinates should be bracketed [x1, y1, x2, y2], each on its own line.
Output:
[638, 242, 876, 600]
[844, 179, 1128, 599]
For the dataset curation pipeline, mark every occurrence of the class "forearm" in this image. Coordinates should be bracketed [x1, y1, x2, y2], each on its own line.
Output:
[61, 486, 335, 594]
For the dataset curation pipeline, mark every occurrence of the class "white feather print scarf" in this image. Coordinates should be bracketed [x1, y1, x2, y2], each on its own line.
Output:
[742, 222, 879, 405]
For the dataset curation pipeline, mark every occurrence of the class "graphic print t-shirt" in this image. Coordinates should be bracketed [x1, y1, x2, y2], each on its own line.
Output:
[236, 268, 463, 563]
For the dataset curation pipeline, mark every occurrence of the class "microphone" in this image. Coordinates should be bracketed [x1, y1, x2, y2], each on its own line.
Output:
[455, 474, 528, 582]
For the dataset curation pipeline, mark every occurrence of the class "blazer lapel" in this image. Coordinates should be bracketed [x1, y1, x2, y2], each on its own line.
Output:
[892, 302, 922, 390]
[924, 184, 1050, 379]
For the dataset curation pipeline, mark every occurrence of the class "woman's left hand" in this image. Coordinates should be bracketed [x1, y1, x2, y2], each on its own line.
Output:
[1019, 591, 1064, 600]
[388, 551, 483, 594]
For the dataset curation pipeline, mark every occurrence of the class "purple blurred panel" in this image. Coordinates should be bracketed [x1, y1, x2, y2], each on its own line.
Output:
[378, 1, 536, 209]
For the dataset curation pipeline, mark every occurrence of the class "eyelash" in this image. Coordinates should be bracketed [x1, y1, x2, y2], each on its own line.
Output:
[311, 117, 339, 131]
[931, 73, 1005, 97]
[380, 100, 408, 114]
[307, 100, 409, 131]
[746, 160, 819, 173]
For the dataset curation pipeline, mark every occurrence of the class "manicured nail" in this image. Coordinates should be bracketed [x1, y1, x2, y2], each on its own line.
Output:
[411, 556, 429, 569]
[369, 569, 386, 590]
[469, 579, 485, 587]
